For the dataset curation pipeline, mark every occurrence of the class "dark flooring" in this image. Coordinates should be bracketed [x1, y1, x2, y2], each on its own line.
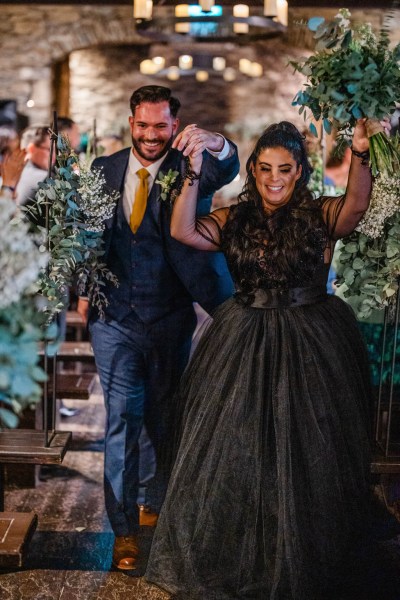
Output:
[1, 378, 400, 599]
[0, 379, 170, 600]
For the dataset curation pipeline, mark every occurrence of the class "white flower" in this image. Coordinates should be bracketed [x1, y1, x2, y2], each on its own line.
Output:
[356, 174, 400, 238]
[77, 162, 119, 232]
[0, 197, 48, 309]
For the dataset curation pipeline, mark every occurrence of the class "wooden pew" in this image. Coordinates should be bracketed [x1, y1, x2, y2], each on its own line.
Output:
[0, 511, 38, 568]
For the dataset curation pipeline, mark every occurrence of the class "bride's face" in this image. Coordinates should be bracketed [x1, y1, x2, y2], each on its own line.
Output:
[251, 146, 302, 213]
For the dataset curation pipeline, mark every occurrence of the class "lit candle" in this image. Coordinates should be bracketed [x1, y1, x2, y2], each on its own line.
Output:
[248, 62, 263, 77]
[179, 55, 193, 70]
[196, 70, 209, 82]
[167, 66, 181, 81]
[263, 0, 277, 17]
[175, 4, 190, 33]
[276, 0, 288, 26]
[200, 0, 215, 12]
[152, 56, 165, 71]
[133, 0, 151, 19]
[239, 58, 251, 74]
[233, 4, 249, 34]
[223, 67, 236, 82]
[139, 59, 159, 75]
[212, 56, 226, 71]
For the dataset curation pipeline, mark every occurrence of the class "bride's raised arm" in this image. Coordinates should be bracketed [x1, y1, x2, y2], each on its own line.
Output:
[170, 138, 229, 251]
[324, 118, 390, 239]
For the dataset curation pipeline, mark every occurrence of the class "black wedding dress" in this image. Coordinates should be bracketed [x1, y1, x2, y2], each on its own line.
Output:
[145, 196, 372, 600]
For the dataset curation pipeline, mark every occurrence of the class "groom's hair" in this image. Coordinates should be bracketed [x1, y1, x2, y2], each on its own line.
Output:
[130, 85, 181, 118]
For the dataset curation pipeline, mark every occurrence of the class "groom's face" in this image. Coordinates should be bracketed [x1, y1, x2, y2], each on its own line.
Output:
[129, 101, 179, 166]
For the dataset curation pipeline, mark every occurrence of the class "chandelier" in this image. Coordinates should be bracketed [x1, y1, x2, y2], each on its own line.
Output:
[139, 52, 264, 81]
[132, 1, 288, 44]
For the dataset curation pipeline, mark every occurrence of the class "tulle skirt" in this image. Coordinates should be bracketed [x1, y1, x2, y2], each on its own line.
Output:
[146, 294, 372, 599]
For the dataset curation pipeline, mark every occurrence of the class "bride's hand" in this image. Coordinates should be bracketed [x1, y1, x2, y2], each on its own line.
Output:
[352, 117, 391, 152]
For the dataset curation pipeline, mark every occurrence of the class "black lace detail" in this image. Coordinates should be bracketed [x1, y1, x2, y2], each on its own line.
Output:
[220, 194, 328, 295]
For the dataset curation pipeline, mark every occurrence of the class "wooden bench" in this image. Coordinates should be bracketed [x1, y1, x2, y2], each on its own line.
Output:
[0, 511, 38, 568]
[66, 310, 86, 342]
[39, 341, 95, 364]
[48, 373, 97, 400]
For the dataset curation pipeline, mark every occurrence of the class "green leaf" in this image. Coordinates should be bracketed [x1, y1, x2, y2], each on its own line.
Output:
[0, 408, 19, 429]
[309, 123, 318, 138]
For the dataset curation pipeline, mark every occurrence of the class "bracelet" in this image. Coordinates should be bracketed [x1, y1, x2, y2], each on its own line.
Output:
[1, 184, 15, 192]
[185, 169, 201, 186]
[351, 148, 370, 166]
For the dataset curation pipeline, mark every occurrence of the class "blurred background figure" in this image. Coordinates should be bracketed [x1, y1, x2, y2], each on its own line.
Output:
[15, 124, 52, 206]
[0, 126, 20, 188]
[98, 133, 124, 156]
[325, 145, 351, 190]
[57, 116, 81, 153]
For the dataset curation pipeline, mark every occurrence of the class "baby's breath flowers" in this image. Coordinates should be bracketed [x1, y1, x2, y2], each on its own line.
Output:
[0, 195, 49, 428]
[335, 141, 400, 319]
[0, 196, 47, 309]
[356, 174, 400, 239]
[78, 162, 118, 232]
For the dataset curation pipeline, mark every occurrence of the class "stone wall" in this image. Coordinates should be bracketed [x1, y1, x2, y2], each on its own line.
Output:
[0, 3, 398, 161]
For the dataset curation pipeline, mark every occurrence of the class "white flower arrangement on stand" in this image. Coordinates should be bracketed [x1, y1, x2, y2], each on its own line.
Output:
[0, 196, 50, 428]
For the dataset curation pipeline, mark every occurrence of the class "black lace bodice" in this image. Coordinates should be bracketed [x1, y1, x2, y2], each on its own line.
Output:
[219, 199, 332, 293]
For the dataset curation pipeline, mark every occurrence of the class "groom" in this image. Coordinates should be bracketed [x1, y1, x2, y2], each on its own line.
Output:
[82, 85, 239, 570]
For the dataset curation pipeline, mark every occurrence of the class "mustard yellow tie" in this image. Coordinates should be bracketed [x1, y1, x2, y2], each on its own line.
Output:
[130, 168, 150, 234]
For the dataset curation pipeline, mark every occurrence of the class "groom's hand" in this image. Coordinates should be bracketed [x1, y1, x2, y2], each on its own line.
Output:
[173, 124, 224, 157]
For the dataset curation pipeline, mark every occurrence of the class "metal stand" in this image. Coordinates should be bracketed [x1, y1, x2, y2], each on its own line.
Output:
[375, 281, 400, 457]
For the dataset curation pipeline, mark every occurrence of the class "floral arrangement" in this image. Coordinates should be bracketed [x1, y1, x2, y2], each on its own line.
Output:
[156, 168, 180, 204]
[27, 135, 119, 318]
[0, 196, 50, 428]
[334, 134, 400, 319]
[291, 9, 400, 176]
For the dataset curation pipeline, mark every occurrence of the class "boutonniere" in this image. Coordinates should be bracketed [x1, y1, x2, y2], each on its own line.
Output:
[156, 169, 180, 204]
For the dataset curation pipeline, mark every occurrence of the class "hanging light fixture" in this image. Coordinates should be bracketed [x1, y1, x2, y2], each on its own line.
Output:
[138, 51, 264, 83]
[133, 1, 287, 43]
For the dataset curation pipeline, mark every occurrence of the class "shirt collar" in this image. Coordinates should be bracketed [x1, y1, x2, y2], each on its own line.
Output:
[128, 148, 167, 181]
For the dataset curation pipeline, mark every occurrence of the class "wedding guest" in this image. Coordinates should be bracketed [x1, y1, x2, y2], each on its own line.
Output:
[78, 85, 239, 570]
[15, 124, 53, 206]
[146, 119, 382, 598]
[0, 146, 26, 199]
[57, 116, 81, 153]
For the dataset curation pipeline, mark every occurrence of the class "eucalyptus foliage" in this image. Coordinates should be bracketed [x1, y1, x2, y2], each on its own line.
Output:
[291, 9, 400, 176]
[335, 212, 400, 320]
[0, 196, 49, 429]
[27, 135, 119, 318]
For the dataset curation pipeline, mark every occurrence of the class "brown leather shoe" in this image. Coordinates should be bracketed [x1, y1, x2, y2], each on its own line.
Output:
[138, 504, 159, 527]
[112, 535, 139, 570]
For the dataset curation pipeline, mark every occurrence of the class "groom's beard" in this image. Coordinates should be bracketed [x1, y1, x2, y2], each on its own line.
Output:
[131, 134, 174, 163]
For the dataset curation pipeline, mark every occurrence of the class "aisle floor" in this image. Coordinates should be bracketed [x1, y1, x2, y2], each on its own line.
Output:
[1, 377, 400, 599]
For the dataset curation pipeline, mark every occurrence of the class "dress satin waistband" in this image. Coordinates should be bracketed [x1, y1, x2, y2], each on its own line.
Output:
[235, 286, 328, 309]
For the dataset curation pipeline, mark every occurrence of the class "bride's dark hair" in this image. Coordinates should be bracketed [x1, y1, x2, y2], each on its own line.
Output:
[221, 122, 328, 290]
[241, 121, 313, 206]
